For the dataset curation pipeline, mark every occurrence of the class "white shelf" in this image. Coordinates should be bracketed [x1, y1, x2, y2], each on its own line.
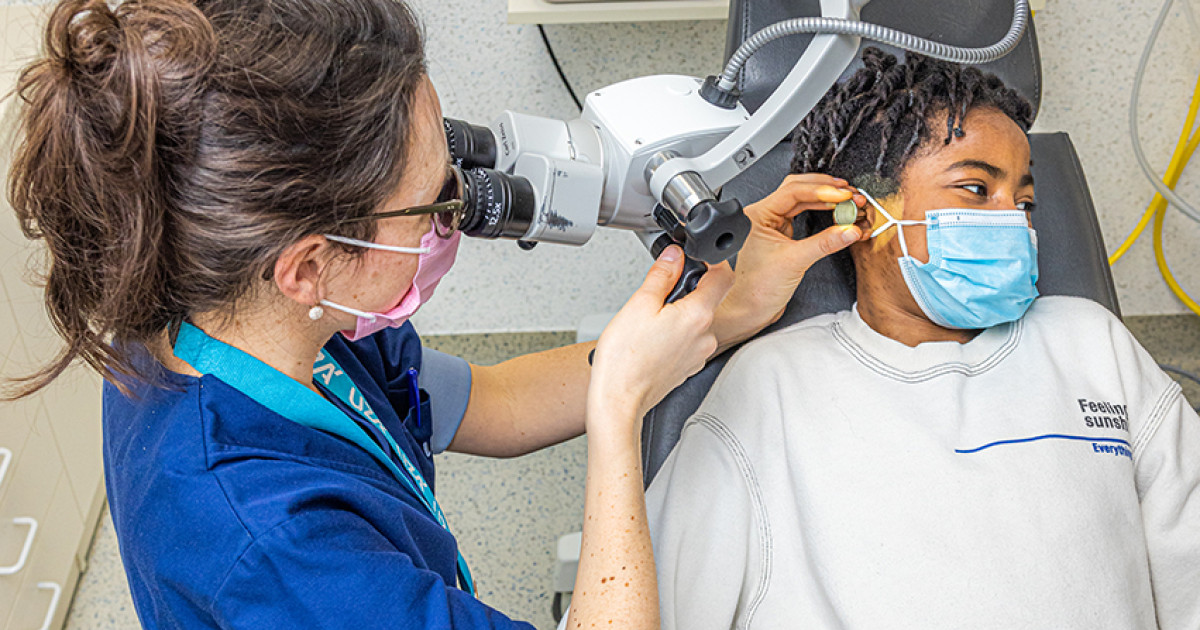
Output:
[508, 0, 728, 25]
[509, 0, 1044, 25]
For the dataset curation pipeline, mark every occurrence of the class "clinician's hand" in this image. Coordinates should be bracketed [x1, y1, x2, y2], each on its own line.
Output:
[452, 246, 730, 460]
[710, 173, 869, 352]
[569, 244, 732, 630]
[588, 245, 734, 428]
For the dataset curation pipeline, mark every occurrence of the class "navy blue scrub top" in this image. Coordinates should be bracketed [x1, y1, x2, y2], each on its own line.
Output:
[102, 323, 535, 629]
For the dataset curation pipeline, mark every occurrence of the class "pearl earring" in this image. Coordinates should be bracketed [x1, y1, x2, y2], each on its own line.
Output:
[307, 305, 324, 321]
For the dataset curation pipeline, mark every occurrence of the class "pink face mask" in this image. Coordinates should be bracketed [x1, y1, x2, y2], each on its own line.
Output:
[320, 226, 460, 341]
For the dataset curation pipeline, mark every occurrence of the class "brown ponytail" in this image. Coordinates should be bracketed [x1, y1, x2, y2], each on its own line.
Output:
[6, 0, 427, 398]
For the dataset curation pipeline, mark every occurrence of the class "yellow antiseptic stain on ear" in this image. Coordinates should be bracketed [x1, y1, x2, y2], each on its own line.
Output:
[866, 193, 904, 253]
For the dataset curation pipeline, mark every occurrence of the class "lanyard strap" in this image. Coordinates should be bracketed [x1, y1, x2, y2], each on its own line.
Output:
[174, 323, 474, 595]
[311, 351, 441, 521]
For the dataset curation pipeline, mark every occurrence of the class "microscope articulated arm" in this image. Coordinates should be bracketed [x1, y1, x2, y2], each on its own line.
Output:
[649, 0, 864, 201]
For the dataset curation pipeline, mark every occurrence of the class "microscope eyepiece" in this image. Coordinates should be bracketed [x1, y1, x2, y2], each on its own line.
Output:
[442, 118, 538, 242]
[444, 118, 498, 170]
[457, 167, 535, 240]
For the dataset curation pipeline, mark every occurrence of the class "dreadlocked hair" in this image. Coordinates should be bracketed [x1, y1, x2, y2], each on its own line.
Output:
[790, 47, 1034, 200]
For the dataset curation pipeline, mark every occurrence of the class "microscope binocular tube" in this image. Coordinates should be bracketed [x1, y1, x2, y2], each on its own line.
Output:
[442, 73, 754, 267]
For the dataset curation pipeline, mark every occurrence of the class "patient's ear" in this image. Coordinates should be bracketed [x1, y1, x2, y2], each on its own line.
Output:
[862, 192, 904, 247]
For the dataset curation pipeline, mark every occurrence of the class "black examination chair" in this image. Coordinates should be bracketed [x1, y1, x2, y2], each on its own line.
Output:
[642, 0, 1118, 486]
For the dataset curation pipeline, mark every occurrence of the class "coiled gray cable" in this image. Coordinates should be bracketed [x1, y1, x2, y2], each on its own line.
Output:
[717, 0, 1031, 90]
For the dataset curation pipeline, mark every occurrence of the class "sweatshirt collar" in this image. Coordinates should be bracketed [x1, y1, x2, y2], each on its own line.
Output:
[831, 303, 1021, 381]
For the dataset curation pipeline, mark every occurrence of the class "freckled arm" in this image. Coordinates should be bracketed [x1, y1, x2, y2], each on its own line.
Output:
[448, 342, 595, 458]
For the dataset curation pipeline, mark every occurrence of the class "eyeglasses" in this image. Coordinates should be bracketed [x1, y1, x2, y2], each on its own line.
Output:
[340, 164, 465, 238]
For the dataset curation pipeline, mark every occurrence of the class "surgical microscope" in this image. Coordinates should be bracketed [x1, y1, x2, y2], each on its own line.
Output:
[441, 0, 1032, 300]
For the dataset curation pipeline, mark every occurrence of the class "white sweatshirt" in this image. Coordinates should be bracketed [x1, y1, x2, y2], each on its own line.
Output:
[646, 296, 1200, 630]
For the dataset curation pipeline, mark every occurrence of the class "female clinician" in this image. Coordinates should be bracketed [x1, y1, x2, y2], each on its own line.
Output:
[4, 0, 865, 627]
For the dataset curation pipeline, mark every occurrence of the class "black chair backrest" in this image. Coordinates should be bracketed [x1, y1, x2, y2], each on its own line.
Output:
[642, 0, 1118, 486]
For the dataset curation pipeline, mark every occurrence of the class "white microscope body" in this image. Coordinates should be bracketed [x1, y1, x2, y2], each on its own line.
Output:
[447, 0, 1027, 285]
[451, 0, 870, 267]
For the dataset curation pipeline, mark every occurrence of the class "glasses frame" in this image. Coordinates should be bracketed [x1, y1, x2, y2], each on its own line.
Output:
[338, 164, 466, 238]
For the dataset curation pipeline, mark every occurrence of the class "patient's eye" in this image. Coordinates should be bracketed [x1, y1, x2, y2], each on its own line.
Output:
[960, 183, 986, 197]
[1017, 200, 1037, 212]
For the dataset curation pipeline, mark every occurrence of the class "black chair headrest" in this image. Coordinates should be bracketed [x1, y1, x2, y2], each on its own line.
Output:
[725, 0, 1042, 121]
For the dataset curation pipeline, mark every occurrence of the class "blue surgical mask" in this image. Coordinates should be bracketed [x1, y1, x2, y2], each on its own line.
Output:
[859, 188, 1039, 330]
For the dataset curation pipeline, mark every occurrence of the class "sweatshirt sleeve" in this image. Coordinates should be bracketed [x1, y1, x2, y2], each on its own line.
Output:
[212, 510, 535, 630]
[1133, 383, 1200, 630]
[645, 413, 770, 630]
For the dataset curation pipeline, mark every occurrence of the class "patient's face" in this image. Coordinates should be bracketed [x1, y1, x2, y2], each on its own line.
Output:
[865, 106, 1034, 260]
[853, 106, 1034, 317]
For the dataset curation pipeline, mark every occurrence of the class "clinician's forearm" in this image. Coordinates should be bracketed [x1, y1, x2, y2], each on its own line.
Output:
[568, 409, 659, 630]
[447, 341, 595, 457]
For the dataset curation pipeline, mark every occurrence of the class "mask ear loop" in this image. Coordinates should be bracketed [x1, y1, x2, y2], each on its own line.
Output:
[857, 188, 931, 259]
[316, 234, 429, 321]
[859, 188, 908, 258]
[319, 299, 378, 322]
[323, 233, 430, 254]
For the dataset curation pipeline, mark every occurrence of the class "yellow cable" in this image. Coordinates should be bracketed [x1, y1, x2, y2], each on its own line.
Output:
[1109, 72, 1200, 264]
[1140, 89, 1200, 315]
[1106, 67, 1200, 314]
[1108, 148, 1196, 266]
[1153, 203, 1200, 315]
[1114, 130, 1200, 266]
[1108, 205, 1157, 265]
[1140, 131, 1200, 315]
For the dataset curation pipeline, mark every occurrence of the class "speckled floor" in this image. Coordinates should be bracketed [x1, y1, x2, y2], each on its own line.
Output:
[1124, 314, 1200, 407]
[64, 318, 1200, 630]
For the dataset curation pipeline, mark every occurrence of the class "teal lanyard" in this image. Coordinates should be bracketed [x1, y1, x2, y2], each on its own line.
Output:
[173, 322, 475, 595]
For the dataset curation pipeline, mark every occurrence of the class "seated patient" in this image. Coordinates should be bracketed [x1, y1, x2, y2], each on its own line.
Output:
[646, 49, 1200, 630]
